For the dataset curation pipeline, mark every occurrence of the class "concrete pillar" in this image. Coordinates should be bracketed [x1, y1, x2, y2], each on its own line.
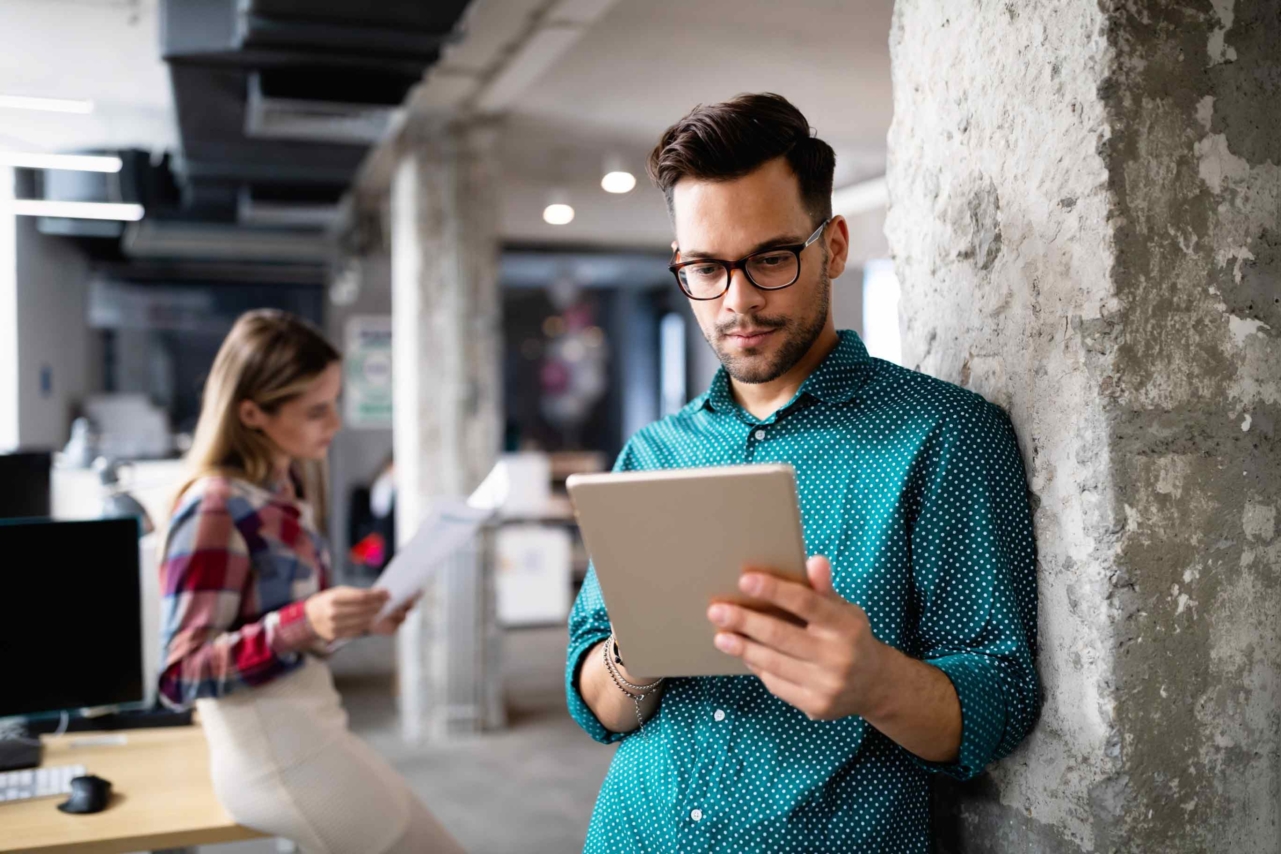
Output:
[391, 119, 503, 742]
[886, 1, 1280, 850]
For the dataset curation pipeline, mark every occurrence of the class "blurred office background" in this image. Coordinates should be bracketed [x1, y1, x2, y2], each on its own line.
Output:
[0, 1, 898, 850]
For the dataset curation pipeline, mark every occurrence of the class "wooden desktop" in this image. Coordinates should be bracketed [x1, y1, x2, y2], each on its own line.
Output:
[1, 725, 265, 853]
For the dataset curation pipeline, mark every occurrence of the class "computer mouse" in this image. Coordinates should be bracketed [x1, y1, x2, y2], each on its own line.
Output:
[57, 775, 112, 814]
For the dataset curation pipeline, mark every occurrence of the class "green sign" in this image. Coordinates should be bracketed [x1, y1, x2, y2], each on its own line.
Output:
[344, 315, 393, 428]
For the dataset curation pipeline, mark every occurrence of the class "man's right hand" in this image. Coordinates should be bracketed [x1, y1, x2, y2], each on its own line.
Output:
[304, 587, 391, 641]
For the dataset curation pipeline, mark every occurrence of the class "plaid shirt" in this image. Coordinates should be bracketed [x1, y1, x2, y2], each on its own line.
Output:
[158, 473, 330, 708]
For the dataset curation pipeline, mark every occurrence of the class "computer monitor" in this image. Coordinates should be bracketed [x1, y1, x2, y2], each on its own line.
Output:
[0, 451, 52, 519]
[0, 517, 146, 720]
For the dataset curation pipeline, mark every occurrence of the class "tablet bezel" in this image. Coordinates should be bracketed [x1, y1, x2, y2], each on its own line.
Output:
[567, 463, 809, 677]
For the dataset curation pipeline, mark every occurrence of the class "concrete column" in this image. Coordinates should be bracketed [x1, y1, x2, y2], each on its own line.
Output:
[391, 119, 503, 742]
[886, 1, 1280, 850]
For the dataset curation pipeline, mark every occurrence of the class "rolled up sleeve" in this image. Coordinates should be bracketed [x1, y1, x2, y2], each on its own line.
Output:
[910, 399, 1040, 780]
[565, 566, 625, 745]
[565, 441, 642, 745]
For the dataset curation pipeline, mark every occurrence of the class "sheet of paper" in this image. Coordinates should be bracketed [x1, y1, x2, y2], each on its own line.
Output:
[371, 499, 494, 620]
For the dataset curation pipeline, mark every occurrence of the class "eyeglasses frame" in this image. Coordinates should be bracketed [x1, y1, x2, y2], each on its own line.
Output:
[667, 217, 833, 301]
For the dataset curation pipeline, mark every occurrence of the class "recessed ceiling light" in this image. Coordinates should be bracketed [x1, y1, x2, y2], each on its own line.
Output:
[0, 95, 94, 114]
[543, 203, 575, 225]
[601, 171, 636, 194]
[10, 200, 144, 221]
[0, 152, 122, 173]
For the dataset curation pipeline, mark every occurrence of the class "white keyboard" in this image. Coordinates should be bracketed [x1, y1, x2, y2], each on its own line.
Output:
[0, 765, 86, 803]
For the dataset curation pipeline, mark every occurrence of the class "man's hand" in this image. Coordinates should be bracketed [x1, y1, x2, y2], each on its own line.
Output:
[707, 555, 963, 762]
[707, 555, 890, 721]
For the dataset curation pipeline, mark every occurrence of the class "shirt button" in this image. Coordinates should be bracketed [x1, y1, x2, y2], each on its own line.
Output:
[754, 429, 766, 441]
[690, 809, 703, 822]
[713, 709, 726, 722]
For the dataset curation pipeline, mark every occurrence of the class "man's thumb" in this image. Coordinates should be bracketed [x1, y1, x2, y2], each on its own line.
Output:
[807, 555, 834, 596]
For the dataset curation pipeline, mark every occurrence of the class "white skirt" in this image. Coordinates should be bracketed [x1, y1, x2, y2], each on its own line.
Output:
[197, 657, 464, 854]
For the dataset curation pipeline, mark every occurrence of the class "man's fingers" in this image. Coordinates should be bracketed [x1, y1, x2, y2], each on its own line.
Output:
[806, 555, 835, 596]
[715, 632, 817, 685]
[746, 663, 825, 718]
[736, 571, 840, 626]
[708, 603, 820, 659]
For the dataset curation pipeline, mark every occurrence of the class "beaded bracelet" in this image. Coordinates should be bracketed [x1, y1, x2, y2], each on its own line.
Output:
[602, 633, 664, 735]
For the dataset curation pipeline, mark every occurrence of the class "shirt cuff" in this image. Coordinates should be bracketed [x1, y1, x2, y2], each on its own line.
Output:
[271, 600, 319, 655]
[916, 652, 1007, 781]
[565, 632, 627, 745]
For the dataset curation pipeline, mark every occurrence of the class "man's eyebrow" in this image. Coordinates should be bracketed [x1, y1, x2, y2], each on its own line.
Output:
[680, 232, 806, 261]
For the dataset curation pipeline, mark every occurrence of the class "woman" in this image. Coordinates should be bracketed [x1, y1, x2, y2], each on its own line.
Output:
[157, 309, 463, 854]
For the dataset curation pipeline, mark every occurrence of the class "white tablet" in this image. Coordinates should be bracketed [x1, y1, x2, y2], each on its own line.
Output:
[566, 463, 808, 677]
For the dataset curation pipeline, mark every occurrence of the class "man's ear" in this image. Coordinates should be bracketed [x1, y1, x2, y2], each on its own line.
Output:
[825, 216, 851, 280]
[239, 399, 266, 430]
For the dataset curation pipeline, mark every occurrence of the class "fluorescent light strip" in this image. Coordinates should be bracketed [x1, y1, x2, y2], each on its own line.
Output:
[11, 200, 143, 221]
[0, 95, 94, 114]
[0, 152, 122, 173]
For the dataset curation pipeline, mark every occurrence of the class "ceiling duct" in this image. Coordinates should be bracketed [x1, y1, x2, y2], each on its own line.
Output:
[122, 219, 332, 263]
[244, 68, 410, 145]
[237, 185, 342, 229]
[137, 0, 472, 267]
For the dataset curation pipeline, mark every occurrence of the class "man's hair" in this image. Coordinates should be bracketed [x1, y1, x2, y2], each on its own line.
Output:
[647, 93, 835, 224]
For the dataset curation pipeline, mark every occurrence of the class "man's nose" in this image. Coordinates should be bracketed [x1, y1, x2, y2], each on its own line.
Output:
[721, 267, 765, 316]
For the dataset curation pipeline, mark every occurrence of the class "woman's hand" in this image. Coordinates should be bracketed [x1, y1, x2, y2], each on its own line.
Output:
[369, 594, 421, 636]
[303, 587, 390, 641]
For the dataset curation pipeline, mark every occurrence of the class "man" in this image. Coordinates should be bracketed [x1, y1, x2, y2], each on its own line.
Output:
[566, 93, 1039, 853]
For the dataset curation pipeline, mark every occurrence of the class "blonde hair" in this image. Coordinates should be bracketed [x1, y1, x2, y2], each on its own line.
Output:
[176, 309, 340, 523]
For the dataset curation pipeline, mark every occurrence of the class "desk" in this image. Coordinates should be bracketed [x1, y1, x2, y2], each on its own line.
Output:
[1, 726, 266, 853]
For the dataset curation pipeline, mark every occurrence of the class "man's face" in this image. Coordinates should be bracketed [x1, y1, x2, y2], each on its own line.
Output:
[672, 157, 847, 384]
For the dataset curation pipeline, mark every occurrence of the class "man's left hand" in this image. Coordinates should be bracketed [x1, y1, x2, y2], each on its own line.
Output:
[707, 555, 889, 721]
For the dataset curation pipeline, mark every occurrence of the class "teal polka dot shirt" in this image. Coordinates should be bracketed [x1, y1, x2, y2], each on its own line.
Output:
[566, 331, 1040, 853]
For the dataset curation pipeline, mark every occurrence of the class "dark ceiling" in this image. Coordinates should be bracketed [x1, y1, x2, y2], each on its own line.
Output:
[31, 0, 474, 276]
[159, 0, 472, 224]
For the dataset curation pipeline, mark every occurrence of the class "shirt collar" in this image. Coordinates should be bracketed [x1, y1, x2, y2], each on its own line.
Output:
[796, 330, 873, 404]
[701, 330, 874, 416]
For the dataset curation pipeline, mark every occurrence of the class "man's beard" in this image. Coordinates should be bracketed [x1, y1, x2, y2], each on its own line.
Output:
[705, 272, 831, 385]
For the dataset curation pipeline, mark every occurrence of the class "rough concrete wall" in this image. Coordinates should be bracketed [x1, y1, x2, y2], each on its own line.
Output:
[1100, 2, 1281, 849]
[888, 2, 1125, 849]
[886, 0, 1280, 851]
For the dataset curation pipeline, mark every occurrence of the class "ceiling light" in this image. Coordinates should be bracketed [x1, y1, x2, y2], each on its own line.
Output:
[0, 152, 122, 173]
[601, 154, 636, 195]
[11, 200, 144, 221]
[601, 171, 636, 194]
[543, 203, 575, 226]
[0, 95, 94, 114]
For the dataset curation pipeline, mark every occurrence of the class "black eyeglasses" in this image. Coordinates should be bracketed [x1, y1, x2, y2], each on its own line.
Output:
[668, 218, 832, 300]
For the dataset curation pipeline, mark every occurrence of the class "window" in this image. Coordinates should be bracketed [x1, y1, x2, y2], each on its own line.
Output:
[862, 259, 901, 365]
